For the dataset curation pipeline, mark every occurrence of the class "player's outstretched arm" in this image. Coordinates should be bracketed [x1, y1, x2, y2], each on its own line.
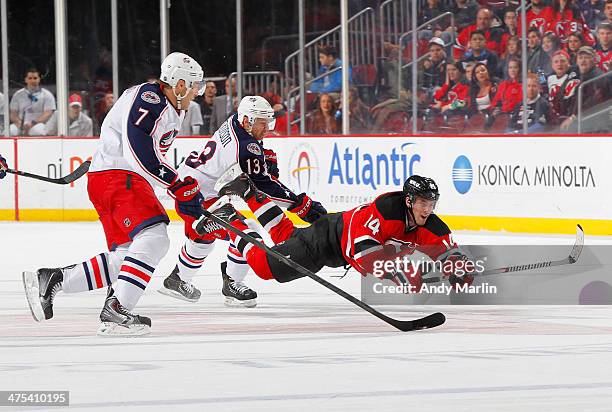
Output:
[0, 154, 7, 179]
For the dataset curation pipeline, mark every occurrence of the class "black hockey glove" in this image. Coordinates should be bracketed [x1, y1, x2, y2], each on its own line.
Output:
[0, 154, 7, 179]
[288, 193, 327, 223]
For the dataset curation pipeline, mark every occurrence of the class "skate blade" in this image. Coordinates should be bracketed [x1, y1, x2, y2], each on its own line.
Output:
[214, 163, 243, 192]
[157, 287, 200, 303]
[224, 296, 257, 308]
[22, 271, 45, 322]
[97, 322, 151, 337]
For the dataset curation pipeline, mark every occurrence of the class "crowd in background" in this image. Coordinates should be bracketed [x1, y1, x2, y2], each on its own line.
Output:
[2, 0, 611, 137]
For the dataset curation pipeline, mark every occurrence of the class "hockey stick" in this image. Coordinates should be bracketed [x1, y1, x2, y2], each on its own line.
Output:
[6, 160, 91, 185]
[198, 208, 445, 332]
[422, 224, 585, 284]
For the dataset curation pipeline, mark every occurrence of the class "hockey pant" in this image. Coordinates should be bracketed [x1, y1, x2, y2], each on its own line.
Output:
[228, 196, 330, 283]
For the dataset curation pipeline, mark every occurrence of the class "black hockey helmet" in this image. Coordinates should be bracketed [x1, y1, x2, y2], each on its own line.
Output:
[403, 175, 440, 205]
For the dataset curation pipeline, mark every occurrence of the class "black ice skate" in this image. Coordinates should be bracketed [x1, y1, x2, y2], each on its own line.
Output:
[22, 268, 64, 322]
[221, 261, 257, 308]
[158, 266, 201, 303]
[97, 293, 151, 336]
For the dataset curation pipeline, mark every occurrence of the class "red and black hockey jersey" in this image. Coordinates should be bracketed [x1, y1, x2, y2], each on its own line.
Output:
[339, 191, 455, 276]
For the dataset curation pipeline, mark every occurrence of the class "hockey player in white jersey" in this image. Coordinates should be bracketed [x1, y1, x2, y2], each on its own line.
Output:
[22, 52, 205, 336]
[158, 96, 327, 306]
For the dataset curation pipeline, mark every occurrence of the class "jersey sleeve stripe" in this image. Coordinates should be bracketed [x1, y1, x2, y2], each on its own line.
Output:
[354, 244, 384, 260]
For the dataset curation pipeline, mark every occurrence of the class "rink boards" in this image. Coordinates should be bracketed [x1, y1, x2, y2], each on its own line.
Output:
[1, 134, 611, 235]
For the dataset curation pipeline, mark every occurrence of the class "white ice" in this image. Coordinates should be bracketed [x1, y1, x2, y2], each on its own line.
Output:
[1, 221, 612, 412]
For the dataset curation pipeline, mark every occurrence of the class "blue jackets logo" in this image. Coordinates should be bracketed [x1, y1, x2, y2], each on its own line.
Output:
[452, 155, 473, 194]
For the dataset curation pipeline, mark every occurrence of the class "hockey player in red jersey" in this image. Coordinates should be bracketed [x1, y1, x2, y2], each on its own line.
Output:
[22, 52, 205, 336]
[196, 174, 471, 290]
[158, 96, 326, 307]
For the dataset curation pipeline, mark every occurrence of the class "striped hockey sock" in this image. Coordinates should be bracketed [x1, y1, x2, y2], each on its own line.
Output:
[176, 239, 214, 283]
[115, 256, 155, 310]
[62, 252, 117, 293]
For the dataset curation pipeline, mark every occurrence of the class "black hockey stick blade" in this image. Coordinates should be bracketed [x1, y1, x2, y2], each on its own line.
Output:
[423, 224, 585, 284]
[6, 160, 90, 184]
[199, 209, 446, 332]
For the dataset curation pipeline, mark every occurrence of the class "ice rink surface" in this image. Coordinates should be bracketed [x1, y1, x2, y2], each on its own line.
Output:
[1, 222, 612, 412]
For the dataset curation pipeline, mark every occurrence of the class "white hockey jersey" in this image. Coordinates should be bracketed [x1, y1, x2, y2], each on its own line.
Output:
[178, 114, 297, 205]
[90, 82, 184, 188]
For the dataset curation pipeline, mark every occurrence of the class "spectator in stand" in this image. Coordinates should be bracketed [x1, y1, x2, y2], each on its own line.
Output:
[179, 101, 204, 136]
[546, 0, 596, 46]
[547, 50, 581, 129]
[431, 61, 470, 114]
[602, 0, 612, 24]
[9, 68, 56, 136]
[508, 73, 551, 132]
[306, 93, 340, 134]
[595, 22, 612, 71]
[460, 30, 501, 77]
[581, 0, 606, 28]
[337, 87, 372, 133]
[454, 8, 504, 60]
[464, 61, 477, 82]
[499, 36, 521, 79]
[45, 93, 93, 137]
[47, 93, 93, 136]
[197, 81, 216, 134]
[500, 9, 518, 50]
[450, 0, 480, 31]
[560, 46, 611, 129]
[468, 62, 498, 115]
[96, 92, 114, 131]
[541, 33, 562, 78]
[418, 0, 444, 26]
[527, 28, 552, 75]
[490, 58, 523, 117]
[309, 45, 352, 96]
[518, 0, 554, 35]
[567, 32, 586, 65]
[421, 37, 448, 92]
[210, 76, 237, 134]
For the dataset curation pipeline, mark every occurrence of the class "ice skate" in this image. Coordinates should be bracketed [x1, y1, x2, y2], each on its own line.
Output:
[22, 268, 64, 322]
[193, 196, 239, 236]
[221, 261, 257, 308]
[97, 292, 151, 336]
[158, 266, 201, 303]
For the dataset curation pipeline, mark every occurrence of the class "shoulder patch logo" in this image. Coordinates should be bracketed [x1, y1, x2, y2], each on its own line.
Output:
[141, 90, 161, 104]
[247, 142, 262, 155]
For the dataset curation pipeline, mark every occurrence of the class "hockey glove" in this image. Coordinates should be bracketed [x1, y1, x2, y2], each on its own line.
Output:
[440, 250, 475, 287]
[288, 193, 327, 223]
[168, 177, 204, 219]
[0, 154, 7, 179]
[263, 148, 279, 178]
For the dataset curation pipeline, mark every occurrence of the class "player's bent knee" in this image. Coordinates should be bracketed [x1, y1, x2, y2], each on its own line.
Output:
[130, 223, 171, 264]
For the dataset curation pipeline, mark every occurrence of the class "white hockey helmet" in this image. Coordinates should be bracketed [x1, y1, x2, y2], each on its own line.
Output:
[237, 95, 276, 132]
[160, 52, 205, 97]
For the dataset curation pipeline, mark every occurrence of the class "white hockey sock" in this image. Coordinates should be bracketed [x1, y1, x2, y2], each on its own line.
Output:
[62, 247, 128, 293]
[176, 239, 214, 283]
[226, 243, 249, 283]
[114, 224, 170, 310]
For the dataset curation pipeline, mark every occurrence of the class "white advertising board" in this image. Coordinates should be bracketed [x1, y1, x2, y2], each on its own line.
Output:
[2, 135, 611, 234]
[266, 136, 611, 220]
